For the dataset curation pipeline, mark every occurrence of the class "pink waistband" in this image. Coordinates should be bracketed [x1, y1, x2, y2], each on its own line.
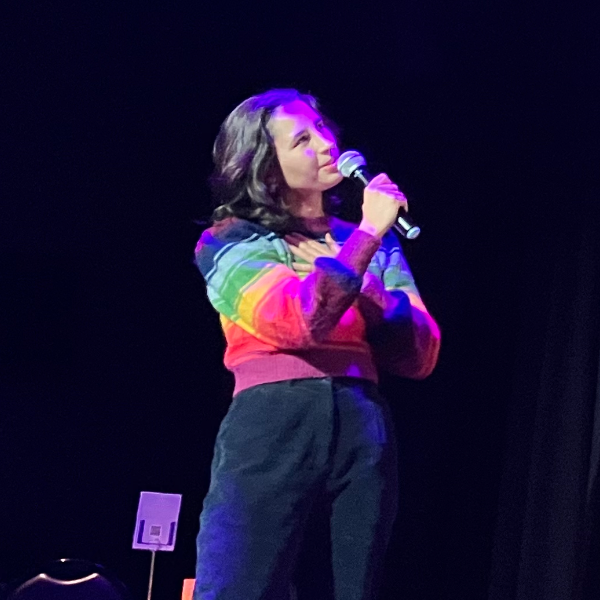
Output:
[231, 349, 378, 396]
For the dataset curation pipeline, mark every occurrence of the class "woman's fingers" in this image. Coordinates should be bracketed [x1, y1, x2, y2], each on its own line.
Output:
[362, 174, 410, 236]
[368, 178, 409, 211]
[325, 233, 340, 253]
[288, 244, 312, 261]
[292, 262, 313, 273]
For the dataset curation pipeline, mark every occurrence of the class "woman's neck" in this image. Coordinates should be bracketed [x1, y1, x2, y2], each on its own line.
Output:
[287, 190, 325, 218]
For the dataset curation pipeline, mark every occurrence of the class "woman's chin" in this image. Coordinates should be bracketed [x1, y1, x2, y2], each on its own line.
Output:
[321, 172, 344, 189]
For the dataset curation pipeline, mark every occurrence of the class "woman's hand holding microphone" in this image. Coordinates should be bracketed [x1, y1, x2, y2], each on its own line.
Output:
[358, 173, 408, 239]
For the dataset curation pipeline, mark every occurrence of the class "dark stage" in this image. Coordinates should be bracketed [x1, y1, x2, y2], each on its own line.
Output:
[1, 1, 599, 599]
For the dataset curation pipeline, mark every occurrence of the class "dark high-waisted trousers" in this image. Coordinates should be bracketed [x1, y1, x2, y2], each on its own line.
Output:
[194, 377, 398, 600]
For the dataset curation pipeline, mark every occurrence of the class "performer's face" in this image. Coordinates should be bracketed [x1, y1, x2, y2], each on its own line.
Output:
[269, 100, 342, 196]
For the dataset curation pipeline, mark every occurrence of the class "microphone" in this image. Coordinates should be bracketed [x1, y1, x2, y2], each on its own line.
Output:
[336, 150, 421, 240]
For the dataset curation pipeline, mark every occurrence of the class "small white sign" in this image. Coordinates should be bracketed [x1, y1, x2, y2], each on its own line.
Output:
[133, 491, 182, 552]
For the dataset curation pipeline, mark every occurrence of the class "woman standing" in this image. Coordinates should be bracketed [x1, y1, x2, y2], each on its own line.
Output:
[194, 88, 440, 600]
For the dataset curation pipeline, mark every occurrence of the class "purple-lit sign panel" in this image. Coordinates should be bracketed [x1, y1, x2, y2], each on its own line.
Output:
[132, 491, 182, 551]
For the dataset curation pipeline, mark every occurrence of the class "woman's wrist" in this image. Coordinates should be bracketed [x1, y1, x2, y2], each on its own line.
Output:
[358, 219, 385, 239]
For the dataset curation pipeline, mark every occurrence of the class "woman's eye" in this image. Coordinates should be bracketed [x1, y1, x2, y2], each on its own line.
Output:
[296, 134, 310, 145]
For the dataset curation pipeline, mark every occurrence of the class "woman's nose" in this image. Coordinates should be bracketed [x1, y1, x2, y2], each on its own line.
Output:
[315, 130, 336, 151]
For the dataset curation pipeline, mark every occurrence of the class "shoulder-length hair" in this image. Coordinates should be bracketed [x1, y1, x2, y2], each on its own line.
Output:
[210, 88, 341, 233]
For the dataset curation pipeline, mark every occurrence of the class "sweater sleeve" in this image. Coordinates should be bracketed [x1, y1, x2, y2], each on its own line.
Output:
[357, 233, 441, 379]
[195, 219, 381, 350]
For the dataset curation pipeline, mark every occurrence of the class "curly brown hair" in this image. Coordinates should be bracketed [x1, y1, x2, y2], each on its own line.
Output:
[210, 88, 341, 233]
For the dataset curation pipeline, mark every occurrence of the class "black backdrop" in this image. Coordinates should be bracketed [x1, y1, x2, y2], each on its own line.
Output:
[1, 1, 598, 599]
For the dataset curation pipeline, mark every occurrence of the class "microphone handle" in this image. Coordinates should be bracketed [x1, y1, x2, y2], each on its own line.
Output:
[350, 169, 421, 240]
[395, 212, 421, 240]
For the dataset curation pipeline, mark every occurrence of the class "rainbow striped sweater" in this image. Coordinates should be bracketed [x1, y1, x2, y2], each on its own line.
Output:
[195, 216, 440, 395]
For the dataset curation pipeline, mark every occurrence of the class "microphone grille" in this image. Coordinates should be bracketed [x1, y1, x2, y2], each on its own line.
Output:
[336, 150, 366, 178]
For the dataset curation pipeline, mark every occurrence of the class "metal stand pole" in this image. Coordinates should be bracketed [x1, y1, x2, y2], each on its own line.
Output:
[147, 550, 156, 600]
